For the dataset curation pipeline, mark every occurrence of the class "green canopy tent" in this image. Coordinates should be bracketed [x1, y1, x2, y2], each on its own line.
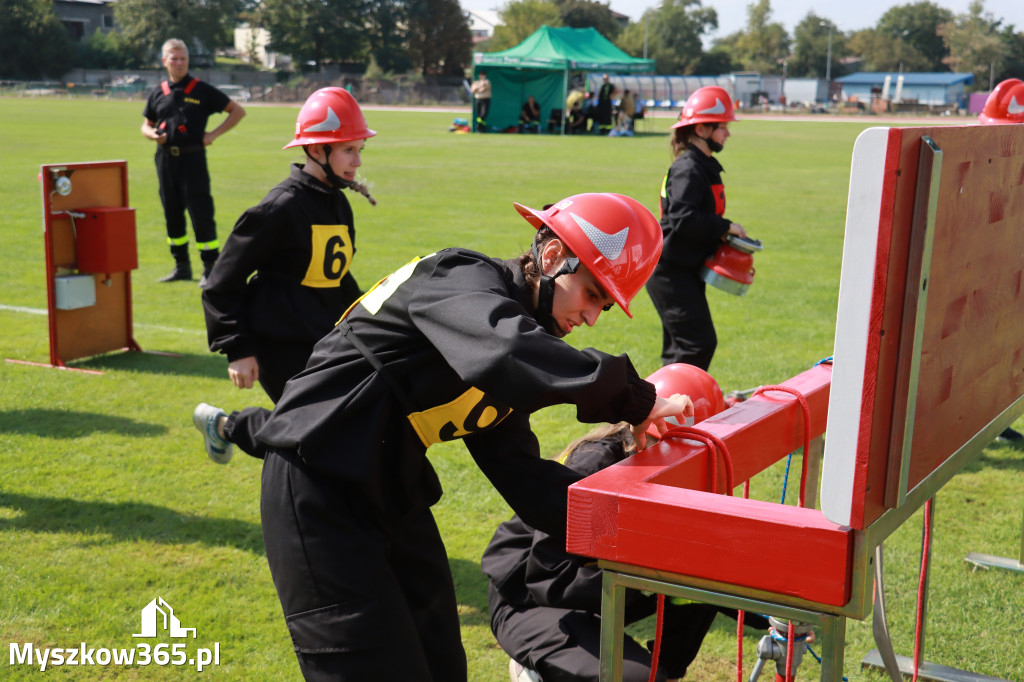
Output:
[473, 25, 654, 134]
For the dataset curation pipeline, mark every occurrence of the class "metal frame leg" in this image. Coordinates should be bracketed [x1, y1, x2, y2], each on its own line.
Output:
[600, 570, 627, 682]
[863, 498, 1014, 682]
[599, 569, 847, 681]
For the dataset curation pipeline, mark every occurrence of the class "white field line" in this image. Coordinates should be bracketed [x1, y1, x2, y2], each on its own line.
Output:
[0, 303, 200, 336]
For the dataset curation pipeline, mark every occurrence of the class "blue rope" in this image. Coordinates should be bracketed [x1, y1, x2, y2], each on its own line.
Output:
[780, 451, 793, 504]
[806, 645, 849, 682]
[778, 355, 831, 505]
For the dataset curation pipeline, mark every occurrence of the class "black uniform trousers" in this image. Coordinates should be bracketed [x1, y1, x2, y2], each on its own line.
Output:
[645, 269, 717, 371]
[261, 449, 466, 681]
[492, 595, 718, 681]
[155, 147, 218, 266]
[475, 98, 490, 128]
[224, 336, 317, 459]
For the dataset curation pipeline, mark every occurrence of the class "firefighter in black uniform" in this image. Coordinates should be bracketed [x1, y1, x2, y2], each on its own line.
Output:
[592, 73, 616, 134]
[193, 87, 378, 464]
[646, 86, 747, 372]
[252, 192, 695, 681]
[485, 364, 767, 682]
[141, 38, 245, 286]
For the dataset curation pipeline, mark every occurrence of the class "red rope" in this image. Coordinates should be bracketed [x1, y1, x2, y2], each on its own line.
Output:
[749, 387, 811, 681]
[751, 385, 812, 508]
[736, 480, 750, 682]
[647, 593, 665, 682]
[659, 426, 735, 494]
[912, 499, 934, 682]
[784, 621, 795, 682]
[736, 610, 745, 682]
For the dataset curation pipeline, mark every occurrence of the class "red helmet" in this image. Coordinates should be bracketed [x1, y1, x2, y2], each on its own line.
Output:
[283, 87, 377, 149]
[645, 364, 726, 438]
[978, 78, 1024, 125]
[672, 86, 737, 129]
[513, 193, 662, 318]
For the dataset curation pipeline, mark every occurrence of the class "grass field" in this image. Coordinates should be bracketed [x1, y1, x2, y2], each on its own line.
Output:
[1, 98, 1022, 681]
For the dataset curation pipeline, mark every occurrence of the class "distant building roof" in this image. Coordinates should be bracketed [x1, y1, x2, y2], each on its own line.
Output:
[467, 9, 499, 44]
[836, 72, 973, 86]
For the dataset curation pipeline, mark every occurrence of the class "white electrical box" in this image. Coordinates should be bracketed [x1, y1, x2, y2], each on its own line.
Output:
[54, 274, 96, 310]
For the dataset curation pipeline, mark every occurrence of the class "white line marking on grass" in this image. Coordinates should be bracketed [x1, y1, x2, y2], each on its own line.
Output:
[0, 303, 201, 335]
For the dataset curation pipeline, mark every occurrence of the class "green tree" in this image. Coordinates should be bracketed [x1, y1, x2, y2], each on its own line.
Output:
[557, 0, 620, 40]
[691, 44, 742, 74]
[115, 0, 240, 64]
[259, 0, 367, 70]
[406, 0, 472, 76]
[366, 0, 412, 74]
[654, 0, 717, 74]
[789, 14, 846, 79]
[938, 0, 1007, 90]
[732, 0, 789, 75]
[0, 0, 74, 78]
[848, 27, 931, 73]
[487, 0, 561, 52]
[846, 28, 892, 72]
[616, 0, 717, 75]
[876, 2, 953, 71]
[76, 29, 144, 69]
[994, 26, 1024, 85]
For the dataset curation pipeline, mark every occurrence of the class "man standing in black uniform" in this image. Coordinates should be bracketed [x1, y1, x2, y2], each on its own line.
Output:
[594, 73, 616, 135]
[141, 38, 246, 286]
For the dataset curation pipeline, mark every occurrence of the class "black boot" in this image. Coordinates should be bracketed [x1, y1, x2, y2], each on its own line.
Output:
[198, 251, 219, 288]
[198, 263, 214, 289]
[158, 261, 192, 282]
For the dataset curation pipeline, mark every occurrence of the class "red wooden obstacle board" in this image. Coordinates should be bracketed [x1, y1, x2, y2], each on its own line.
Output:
[566, 123, 1024, 633]
[38, 161, 140, 367]
[823, 124, 1024, 529]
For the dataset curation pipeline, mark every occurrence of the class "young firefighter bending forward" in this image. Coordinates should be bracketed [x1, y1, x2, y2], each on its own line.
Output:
[254, 193, 694, 681]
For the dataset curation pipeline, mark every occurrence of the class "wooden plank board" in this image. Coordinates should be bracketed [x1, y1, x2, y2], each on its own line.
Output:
[822, 124, 1024, 529]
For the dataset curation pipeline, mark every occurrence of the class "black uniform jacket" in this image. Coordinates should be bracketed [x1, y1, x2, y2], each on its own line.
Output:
[482, 435, 640, 614]
[142, 74, 229, 147]
[657, 144, 732, 273]
[257, 248, 656, 537]
[202, 165, 360, 362]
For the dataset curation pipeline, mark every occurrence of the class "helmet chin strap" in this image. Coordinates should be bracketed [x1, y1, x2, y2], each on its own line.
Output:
[306, 144, 352, 190]
[699, 125, 723, 153]
[532, 240, 580, 335]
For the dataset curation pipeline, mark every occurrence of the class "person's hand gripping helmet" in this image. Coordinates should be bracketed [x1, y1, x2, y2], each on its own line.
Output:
[514, 192, 663, 319]
[283, 87, 377, 149]
[978, 78, 1024, 125]
[645, 364, 726, 439]
[671, 85, 737, 129]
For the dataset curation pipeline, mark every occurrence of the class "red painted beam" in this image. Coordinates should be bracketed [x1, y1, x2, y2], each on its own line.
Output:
[567, 363, 854, 607]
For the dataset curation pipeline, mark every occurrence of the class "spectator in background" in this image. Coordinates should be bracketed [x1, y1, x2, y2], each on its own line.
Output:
[566, 99, 588, 134]
[141, 38, 245, 287]
[519, 95, 541, 133]
[471, 71, 492, 132]
[617, 89, 635, 130]
[595, 74, 615, 135]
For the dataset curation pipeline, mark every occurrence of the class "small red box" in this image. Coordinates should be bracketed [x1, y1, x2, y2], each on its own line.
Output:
[75, 206, 138, 273]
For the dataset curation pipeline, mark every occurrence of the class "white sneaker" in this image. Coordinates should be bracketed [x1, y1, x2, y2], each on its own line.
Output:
[193, 403, 233, 464]
[509, 658, 540, 682]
